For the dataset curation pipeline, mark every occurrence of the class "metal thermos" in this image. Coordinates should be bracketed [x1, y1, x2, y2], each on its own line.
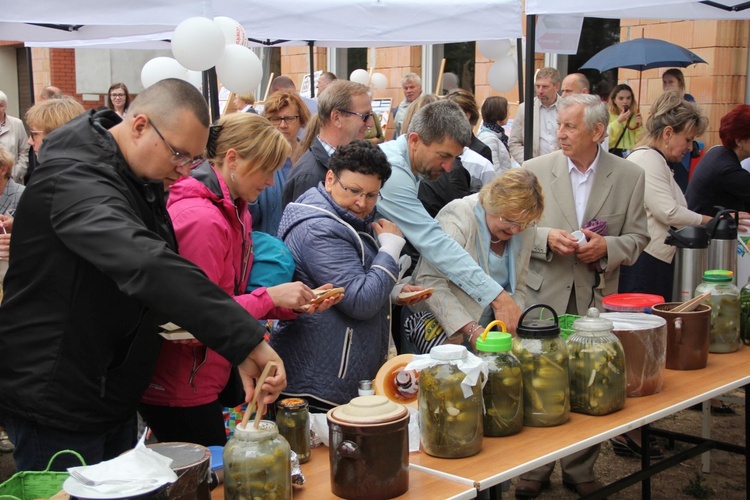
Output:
[665, 225, 709, 303]
[706, 208, 738, 283]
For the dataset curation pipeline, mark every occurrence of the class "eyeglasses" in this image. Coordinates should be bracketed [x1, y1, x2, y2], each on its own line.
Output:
[110, 93, 126, 98]
[148, 117, 205, 169]
[29, 130, 44, 137]
[497, 215, 534, 231]
[268, 115, 299, 125]
[339, 109, 374, 123]
[335, 176, 381, 201]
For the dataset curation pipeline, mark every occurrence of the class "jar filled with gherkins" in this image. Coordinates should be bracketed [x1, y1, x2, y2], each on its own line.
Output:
[405, 344, 486, 458]
[567, 308, 626, 416]
[475, 320, 523, 437]
[696, 270, 740, 353]
[223, 420, 291, 500]
[276, 397, 311, 463]
[512, 305, 570, 427]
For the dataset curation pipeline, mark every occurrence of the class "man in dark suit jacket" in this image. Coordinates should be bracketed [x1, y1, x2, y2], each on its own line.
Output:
[282, 80, 373, 207]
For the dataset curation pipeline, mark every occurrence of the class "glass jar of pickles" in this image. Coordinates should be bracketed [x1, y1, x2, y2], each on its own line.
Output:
[276, 397, 310, 463]
[475, 321, 523, 437]
[696, 270, 740, 353]
[567, 308, 626, 416]
[406, 344, 485, 458]
[223, 420, 291, 500]
[512, 305, 569, 427]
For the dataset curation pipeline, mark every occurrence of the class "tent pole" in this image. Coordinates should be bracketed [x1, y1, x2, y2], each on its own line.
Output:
[308, 41, 315, 98]
[517, 38, 524, 104]
[523, 15, 537, 162]
[207, 67, 220, 122]
[26, 47, 35, 106]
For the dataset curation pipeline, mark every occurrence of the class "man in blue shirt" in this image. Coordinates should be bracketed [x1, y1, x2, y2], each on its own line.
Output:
[378, 100, 523, 342]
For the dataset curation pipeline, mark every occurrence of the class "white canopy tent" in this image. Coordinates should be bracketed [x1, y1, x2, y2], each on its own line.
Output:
[526, 0, 750, 20]
[1, 0, 523, 48]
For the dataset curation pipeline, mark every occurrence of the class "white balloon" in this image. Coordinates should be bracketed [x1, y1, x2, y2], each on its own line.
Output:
[186, 70, 203, 90]
[214, 16, 248, 47]
[141, 57, 188, 89]
[171, 17, 226, 71]
[349, 69, 369, 85]
[477, 39, 512, 60]
[487, 57, 518, 93]
[370, 72, 388, 90]
[216, 45, 263, 94]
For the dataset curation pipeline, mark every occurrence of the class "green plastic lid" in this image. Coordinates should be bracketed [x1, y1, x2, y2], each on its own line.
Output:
[702, 269, 733, 282]
[475, 331, 513, 352]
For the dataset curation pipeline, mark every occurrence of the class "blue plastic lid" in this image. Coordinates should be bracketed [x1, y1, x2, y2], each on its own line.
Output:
[208, 445, 224, 470]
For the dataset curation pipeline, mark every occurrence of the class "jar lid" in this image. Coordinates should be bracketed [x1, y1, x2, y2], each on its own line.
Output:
[516, 317, 559, 338]
[429, 344, 468, 360]
[328, 395, 407, 425]
[572, 307, 614, 333]
[476, 331, 512, 352]
[703, 269, 733, 282]
[602, 293, 664, 312]
[277, 397, 308, 410]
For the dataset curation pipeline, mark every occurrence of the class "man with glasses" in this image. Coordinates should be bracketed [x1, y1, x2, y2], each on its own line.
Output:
[0, 79, 286, 472]
[282, 80, 373, 207]
[516, 93, 648, 499]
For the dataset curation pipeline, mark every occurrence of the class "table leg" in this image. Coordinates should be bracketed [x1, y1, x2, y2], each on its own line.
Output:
[746, 385, 749, 494]
[701, 400, 711, 473]
[640, 425, 651, 500]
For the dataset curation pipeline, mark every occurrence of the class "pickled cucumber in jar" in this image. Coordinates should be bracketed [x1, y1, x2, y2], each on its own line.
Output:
[512, 336, 570, 427]
[567, 308, 626, 416]
[276, 398, 310, 463]
[696, 270, 740, 353]
[224, 421, 292, 500]
[409, 345, 485, 458]
[476, 329, 523, 437]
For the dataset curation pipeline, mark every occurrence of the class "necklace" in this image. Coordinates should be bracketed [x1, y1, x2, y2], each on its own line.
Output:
[490, 237, 503, 244]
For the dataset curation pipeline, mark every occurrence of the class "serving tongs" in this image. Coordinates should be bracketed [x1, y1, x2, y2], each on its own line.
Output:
[239, 361, 278, 430]
[670, 292, 711, 313]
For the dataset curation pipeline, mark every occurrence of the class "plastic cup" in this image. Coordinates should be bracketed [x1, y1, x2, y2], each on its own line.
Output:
[571, 230, 587, 247]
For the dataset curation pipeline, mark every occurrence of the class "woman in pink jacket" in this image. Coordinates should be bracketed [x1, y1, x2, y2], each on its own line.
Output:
[141, 113, 338, 446]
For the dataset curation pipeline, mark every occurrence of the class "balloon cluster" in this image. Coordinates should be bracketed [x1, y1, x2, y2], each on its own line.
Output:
[350, 69, 388, 90]
[477, 39, 518, 93]
[141, 16, 262, 94]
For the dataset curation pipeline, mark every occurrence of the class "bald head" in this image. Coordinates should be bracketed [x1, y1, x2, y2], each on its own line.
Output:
[127, 78, 210, 130]
[270, 76, 296, 95]
[561, 73, 590, 97]
[40, 86, 63, 101]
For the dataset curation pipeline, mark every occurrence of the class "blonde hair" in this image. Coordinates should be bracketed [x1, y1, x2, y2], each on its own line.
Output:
[263, 90, 310, 128]
[25, 97, 85, 135]
[639, 90, 708, 147]
[210, 113, 290, 177]
[478, 169, 544, 226]
[235, 93, 255, 105]
[0, 147, 13, 179]
[401, 93, 440, 136]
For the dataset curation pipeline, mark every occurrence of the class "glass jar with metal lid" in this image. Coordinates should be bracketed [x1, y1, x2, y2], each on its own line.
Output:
[223, 420, 291, 500]
[512, 304, 570, 427]
[696, 269, 740, 353]
[475, 320, 523, 437]
[567, 308, 626, 416]
[406, 344, 485, 458]
[276, 397, 310, 463]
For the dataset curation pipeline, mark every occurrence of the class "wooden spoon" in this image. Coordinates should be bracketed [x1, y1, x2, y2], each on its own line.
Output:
[239, 361, 278, 430]
[671, 292, 711, 313]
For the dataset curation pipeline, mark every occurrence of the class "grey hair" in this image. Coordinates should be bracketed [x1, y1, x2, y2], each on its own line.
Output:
[557, 94, 608, 132]
[408, 99, 471, 147]
[0, 91, 7, 105]
[317, 80, 369, 127]
[401, 73, 422, 87]
[536, 67, 562, 86]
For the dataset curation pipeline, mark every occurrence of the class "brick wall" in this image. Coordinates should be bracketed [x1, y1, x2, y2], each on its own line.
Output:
[619, 19, 749, 149]
[38, 48, 103, 110]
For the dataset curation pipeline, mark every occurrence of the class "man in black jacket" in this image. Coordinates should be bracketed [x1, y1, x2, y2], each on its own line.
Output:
[0, 79, 288, 471]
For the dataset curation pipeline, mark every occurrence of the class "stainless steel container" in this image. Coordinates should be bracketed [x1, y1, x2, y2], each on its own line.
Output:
[707, 209, 739, 284]
[666, 225, 709, 303]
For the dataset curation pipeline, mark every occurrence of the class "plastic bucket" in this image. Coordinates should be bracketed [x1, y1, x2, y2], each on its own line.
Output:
[601, 313, 667, 397]
[651, 303, 711, 370]
[603, 293, 664, 313]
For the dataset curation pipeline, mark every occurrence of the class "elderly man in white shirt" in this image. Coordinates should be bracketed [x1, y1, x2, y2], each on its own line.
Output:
[508, 67, 561, 164]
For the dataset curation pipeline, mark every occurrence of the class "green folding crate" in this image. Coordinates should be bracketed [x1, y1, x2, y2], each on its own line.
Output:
[559, 314, 581, 340]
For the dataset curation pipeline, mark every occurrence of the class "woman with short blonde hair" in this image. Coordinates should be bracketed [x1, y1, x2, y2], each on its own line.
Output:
[407, 169, 544, 352]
